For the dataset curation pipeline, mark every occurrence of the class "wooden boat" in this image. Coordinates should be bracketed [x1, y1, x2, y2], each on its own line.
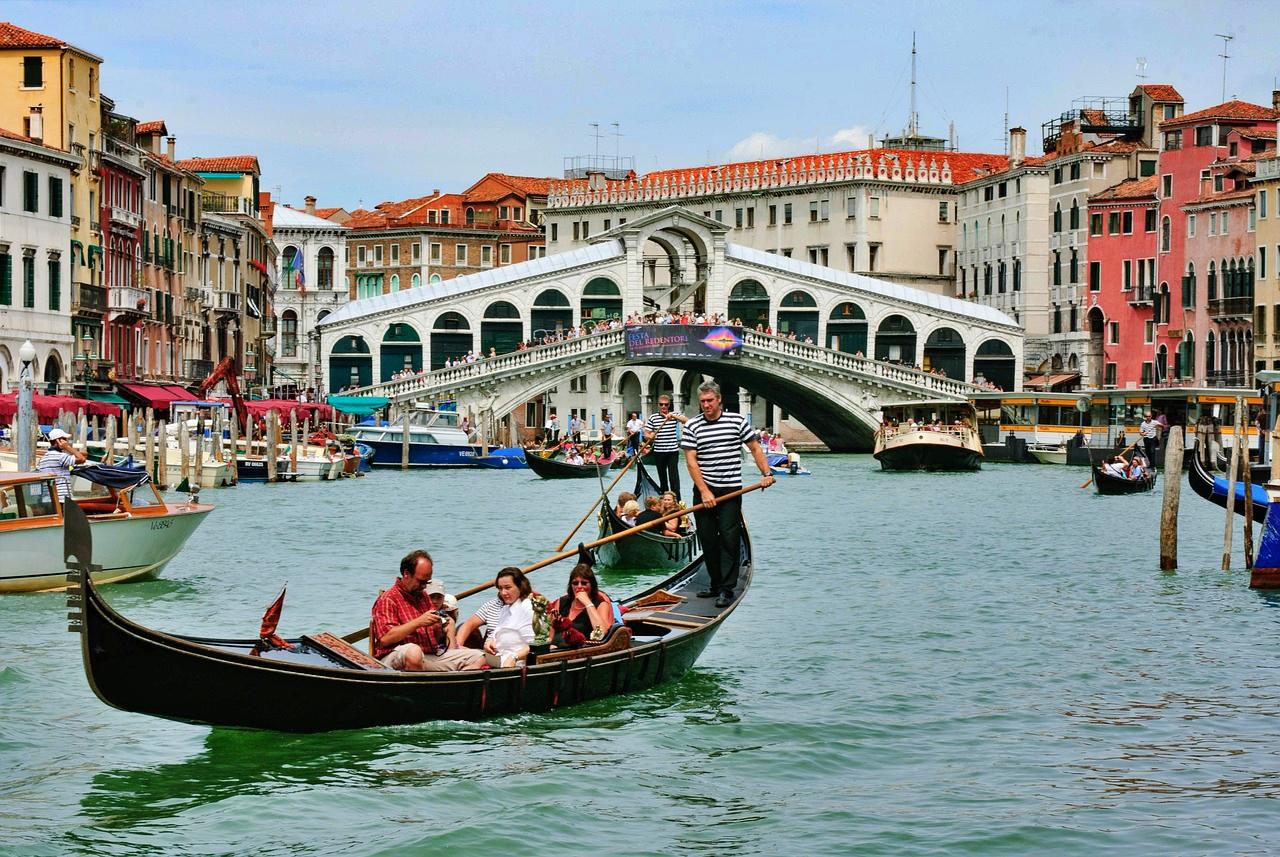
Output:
[596, 460, 698, 570]
[65, 497, 752, 732]
[1189, 452, 1269, 521]
[525, 450, 611, 479]
[1092, 465, 1157, 495]
[873, 401, 983, 472]
[1028, 443, 1068, 465]
[1, 464, 212, 594]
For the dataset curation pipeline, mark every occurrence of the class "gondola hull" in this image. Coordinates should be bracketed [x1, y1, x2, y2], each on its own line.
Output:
[1092, 466, 1157, 495]
[525, 452, 610, 479]
[1189, 453, 1270, 521]
[596, 460, 698, 571]
[69, 507, 751, 732]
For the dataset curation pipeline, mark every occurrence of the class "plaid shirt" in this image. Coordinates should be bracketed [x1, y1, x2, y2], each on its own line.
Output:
[371, 582, 442, 659]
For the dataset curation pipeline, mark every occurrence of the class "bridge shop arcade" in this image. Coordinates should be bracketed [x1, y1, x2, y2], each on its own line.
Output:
[318, 208, 1023, 451]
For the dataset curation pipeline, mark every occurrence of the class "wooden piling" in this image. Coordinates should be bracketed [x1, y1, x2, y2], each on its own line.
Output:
[178, 420, 190, 489]
[266, 411, 279, 483]
[194, 416, 205, 490]
[1243, 437, 1255, 569]
[144, 410, 156, 484]
[401, 412, 411, 470]
[1160, 426, 1184, 571]
[104, 415, 117, 463]
[126, 414, 137, 459]
[1222, 403, 1243, 571]
[289, 409, 299, 474]
[77, 411, 88, 454]
[157, 419, 170, 490]
[228, 413, 239, 485]
[90, 415, 99, 453]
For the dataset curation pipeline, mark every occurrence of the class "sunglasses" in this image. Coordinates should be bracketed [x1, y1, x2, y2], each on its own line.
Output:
[570, 580, 592, 588]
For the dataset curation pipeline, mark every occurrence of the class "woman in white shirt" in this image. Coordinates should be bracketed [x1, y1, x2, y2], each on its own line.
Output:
[486, 567, 535, 667]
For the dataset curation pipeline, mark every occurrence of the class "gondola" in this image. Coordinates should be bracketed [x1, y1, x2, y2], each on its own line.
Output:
[595, 460, 698, 571]
[525, 450, 611, 479]
[1092, 465, 1157, 495]
[1213, 451, 1269, 485]
[610, 450, 654, 470]
[66, 499, 751, 732]
[1189, 451, 1270, 521]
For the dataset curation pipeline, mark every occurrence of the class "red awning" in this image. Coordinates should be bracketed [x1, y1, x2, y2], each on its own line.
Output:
[237, 399, 334, 422]
[0, 393, 117, 421]
[163, 384, 198, 400]
[119, 383, 187, 411]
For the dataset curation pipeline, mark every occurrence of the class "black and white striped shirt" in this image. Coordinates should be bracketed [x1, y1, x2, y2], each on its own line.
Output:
[645, 412, 681, 452]
[681, 411, 756, 488]
[469, 596, 503, 640]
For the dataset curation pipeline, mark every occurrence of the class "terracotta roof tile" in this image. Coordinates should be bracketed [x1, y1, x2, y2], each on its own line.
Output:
[1239, 128, 1277, 141]
[174, 155, 261, 174]
[136, 120, 167, 135]
[1089, 175, 1158, 202]
[1161, 99, 1280, 128]
[1186, 187, 1255, 206]
[0, 126, 38, 144]
[314, 207, 342, 219]
[1137, 84, 1183, 102]
[0, 22, 65, 48]
[974, 139, 1141, 177]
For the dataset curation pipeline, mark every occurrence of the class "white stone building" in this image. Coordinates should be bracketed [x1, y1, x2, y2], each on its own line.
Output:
[270, 197, 348, 393]
[0, 128, 78, 393]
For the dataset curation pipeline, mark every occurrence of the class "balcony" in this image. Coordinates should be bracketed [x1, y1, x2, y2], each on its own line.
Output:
[108, 205, 142, 229]
[213, 290, 241, 314]
[108, 286, 151, 318]
[185, 286, 204, 302]
[73, 283, 107, 313]
[1208, 295, 1253, 320]
[183, 358, 215, 381]
[1127, 284, 1154, 306]
[1207, 370, 1249, 387]
[202, 192, 255, 215]
[70, 214, 81, 227]
[259, 315, 277, 336]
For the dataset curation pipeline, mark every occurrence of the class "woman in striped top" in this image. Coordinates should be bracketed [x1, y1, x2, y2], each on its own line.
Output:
[682, 381, 773, 608]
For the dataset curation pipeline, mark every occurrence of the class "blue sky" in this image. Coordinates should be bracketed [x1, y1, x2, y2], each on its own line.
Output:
[9, 0, 1280, 210]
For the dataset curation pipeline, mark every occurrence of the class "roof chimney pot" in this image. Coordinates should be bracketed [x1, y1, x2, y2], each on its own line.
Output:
[166, 136, 176, 161]
[27, 105, 43, 143]
[304, 195, 316, 216]
[1009, 127, 1027, 167]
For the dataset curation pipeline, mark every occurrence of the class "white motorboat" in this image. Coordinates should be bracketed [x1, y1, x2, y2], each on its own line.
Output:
[0, 465, 212, 594]
[1028, 443, 1068, 465]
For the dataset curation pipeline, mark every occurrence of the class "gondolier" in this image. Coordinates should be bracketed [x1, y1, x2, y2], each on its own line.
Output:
[644, 395, 688, 498]
[682, 381, 774, 608]
[600, 412, 615, 459]
[1139, 412, 1160, 466]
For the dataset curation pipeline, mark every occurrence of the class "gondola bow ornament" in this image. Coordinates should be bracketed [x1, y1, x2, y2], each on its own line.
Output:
[251, 585, 295, 654]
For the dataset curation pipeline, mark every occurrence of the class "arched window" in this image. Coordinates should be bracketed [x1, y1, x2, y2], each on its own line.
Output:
[281, 310, 298, 357]
[465, 207, 475, 225]
[429, 273, 441, 284]
[411, 273, 421, 288]
[281, 246, 300, 289]
[1053, 203, 1062, 233]
[390, 274, 400, 292]
[317, 246, 334, 289]
[1069, 198, 1080, 230]
[1161, 216, 1171, 252]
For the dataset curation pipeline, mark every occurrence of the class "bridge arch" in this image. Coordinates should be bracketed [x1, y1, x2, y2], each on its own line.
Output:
[329, 334, 371, 392]
[647, 369, 675, 407]
[380, 322, 423, 381]
[974, 338, 1016, 390]
[922, 326, 965, 380]
[874, 314, 917, 365]
[728, 278, 770, 329]
[532, 287, 572, 340]
[481, 300, 523, 356]
[617, 370, 643, 418]
[826, 301, 867, 354]
[580, 276, 622, 328]
[431, 311, 473, 369]
[777, 290, 819, 341]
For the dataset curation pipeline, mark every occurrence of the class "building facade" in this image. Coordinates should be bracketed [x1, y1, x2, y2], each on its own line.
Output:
[98, 100, 147, 384]
[0, 126, 76, 393]
[1253, 154, 1280, 371]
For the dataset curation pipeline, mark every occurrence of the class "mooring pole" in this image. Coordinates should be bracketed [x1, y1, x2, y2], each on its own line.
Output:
[1160, 426, 1183, 571]
[1222, 402, 1243, 570]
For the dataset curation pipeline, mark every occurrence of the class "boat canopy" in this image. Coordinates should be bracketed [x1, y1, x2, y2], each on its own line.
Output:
[327, 395, 388, 416]
[72, 462, 151, 490]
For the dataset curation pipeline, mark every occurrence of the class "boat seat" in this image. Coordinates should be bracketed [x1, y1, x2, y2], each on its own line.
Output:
[530, 625, 632, 665]
[75, 498, 121, 514]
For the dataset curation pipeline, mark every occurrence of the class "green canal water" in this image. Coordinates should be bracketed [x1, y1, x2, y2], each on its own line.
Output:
[2, 457, 1278, 856]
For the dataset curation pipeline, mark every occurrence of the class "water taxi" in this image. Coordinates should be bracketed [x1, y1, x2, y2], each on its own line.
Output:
[873, 401, 983, 471]
[347, 406, 477, 467]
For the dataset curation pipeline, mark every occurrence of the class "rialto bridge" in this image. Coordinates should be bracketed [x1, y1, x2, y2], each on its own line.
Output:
[317, 208, 1022, 450]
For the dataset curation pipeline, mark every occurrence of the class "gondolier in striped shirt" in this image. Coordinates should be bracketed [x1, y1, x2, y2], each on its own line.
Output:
[682, 381, 774, 608]
[644, 395, 688, 498]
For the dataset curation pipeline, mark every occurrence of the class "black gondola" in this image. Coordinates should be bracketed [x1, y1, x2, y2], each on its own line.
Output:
[1189, 451, 1269, 521]
[65, 499, 752, 732]
[1092, 464, 1157, 495]
[1213, 451, 1269, 485]
[596, 460, 697, 570]
[525, 451, 611, 479]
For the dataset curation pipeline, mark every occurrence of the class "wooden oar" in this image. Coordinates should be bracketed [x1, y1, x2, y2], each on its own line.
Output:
[341, 479, 769, 645]
[1081, 442, 1138, 488]
[554, 413, 673, 551]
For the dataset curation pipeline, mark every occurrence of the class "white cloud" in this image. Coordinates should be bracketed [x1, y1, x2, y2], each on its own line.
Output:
[724, 126, 874, 162]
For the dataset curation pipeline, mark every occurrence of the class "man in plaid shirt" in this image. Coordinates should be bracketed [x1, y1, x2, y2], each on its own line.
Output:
[372, 550, 484, 671]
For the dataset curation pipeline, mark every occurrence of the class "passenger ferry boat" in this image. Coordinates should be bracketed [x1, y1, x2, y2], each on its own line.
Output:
[971, 389, 1262, 466]
[347, 406, 477, 467]
[873, 401, 983, 471]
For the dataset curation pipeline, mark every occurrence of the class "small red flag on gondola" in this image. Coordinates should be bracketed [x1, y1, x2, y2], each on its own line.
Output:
[251, 585, 295, 655]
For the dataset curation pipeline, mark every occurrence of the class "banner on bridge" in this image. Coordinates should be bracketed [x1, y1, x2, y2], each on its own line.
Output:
[624, 325, 745, 360]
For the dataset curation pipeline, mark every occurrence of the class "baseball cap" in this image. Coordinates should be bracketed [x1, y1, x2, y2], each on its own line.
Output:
[424, 579, 446, 596]
[47, 429, 71, 442]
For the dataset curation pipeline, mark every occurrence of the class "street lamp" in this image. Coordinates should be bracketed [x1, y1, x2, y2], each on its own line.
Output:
[17, 340, 35, 471]
[76, 331, 96, 399]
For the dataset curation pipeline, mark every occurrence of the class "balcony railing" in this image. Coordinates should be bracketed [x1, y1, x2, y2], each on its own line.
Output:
[202, 192, 255, 215]
[108, 286, 151, 317]
[1127, 284, 1154, 306]
[108, 205, 142, 229]
[213, 290, 241, 313]
[1208, 295, 1253, 320]
[183, 358, 215, 381]
[73, 283, 107, 313]
[1207, 370, 1249, 387]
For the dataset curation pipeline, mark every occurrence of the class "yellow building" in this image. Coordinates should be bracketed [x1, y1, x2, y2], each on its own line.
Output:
[0, 22, 104, 354]
[1253, 154, 1280, 371]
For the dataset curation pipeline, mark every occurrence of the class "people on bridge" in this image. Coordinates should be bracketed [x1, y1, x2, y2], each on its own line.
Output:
[371, 549, 485, 671]
[682, 380, 775, 609]
[645, 395, 688, 500]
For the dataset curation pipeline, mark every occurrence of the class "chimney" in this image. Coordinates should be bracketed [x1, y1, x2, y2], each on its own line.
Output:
[868, 133, 876, 149]
[587, 170, 606, 191]
[433, 188, 440, 196]
[304, 195, 317, 216]
[1201, 171, 1212, 196]
[1057, 120, 1082, 155]
[1273, 90, 1280, 113]
[166, 136, 176, 161]
[27, 105, 43, 143]
[1009, 127, 1027, 167]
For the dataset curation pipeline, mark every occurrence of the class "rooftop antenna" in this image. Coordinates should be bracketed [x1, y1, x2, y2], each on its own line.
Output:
[1215, 33, 1234, 102]
[589, 122, 602, 160]
[1136, 56, 1148, 80]
[908, 31, 919, 138]
[611, 122, 622, 161]
[1003, 86, 1009, 156]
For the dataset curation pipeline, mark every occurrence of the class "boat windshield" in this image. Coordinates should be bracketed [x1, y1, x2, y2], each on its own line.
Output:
[0, 479, 59, 521]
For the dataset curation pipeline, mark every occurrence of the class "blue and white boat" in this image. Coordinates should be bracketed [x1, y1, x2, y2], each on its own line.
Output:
[347, 407, 478, 468]
[473, 447, 528, 469]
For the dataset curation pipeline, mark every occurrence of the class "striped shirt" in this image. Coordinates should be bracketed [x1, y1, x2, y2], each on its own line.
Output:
[36, 450, 77, 500]
[469, 596, 504, 640]
[645, 412, 682, 452]
[681, 411, 756, 488]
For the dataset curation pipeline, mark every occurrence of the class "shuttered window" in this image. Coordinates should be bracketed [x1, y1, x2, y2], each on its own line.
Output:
[48, 259, 60, 310]
[23, 255, 35, 308]
[23, 171, 38, 212]
[48, 177, 63, 217]
[0, 253, 11, 304]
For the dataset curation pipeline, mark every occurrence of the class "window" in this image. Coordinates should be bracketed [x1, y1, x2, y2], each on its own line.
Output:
[998, 182, 1007, 199]
[820, 199, 829, 220]
[1091, 213, 1104, 236]
[480, 245, 492, 267]
[746, 208, 755, 227]
[22, 254, 34, 308]
[1119, 212, 1131, 234]
[1140, 160, 1157, 177]
[938, 248, 949, 276]
[1108, 212, 1121, 234]
[713, 210, 722, 223]
[499, 205, 509, 220]
[938, 201, 949, 222]
[1123, 259, 1132, 291]
[1195, 126, 1213, 146]
[374, 244, 383, 264]
[1162, 175, 1172, 198]
[47, 258, 59, 310]
[0, 252, 10, 305]
[1053, 304, 1062, 333]
[847, 197, 858, 218]
[984, 186, 994, 202]
[735, 208, 744, 227]
[1053, 204, 1062, 233]
[1053, 167, 1063, 184]
[499, 244, 511, 264]
[1105, 363, 1117, 387]
[1108, 321, 1120, 345]
[22, 56, 42, 88]
[1070, 199, 1080, 230]
[868, 243, 879, 271]
[428, 210, 438, 224]
[1052, 251, 1061, 286]
[1160, 216, 1171, 252]
[411, 273, 420, 287]
[1013, 259, 1021, 291]
[572, 222, 579, 241]
[1069, 249, 1078, 284]
[781, 248, 792, 258]
[1164, 130, 1182, 150]
[809, 201, 819, 222]
[1223, 211, 1230, 232]
[603, 219, 610, 231]
[514, 206, 522, 221]
[1258, 307, 1268, 339]
[1145, 209, 1157, 232]
[807, 246, 829, 266]
[1188, 214, 1196, 237]
[1214, 174, 1224, 192]
[412, 242, 421, 262]
[983, 265, 992, 295]
[1261, 189, 1269, 219]
[318, 247, 334, 289]
[48, 177, 62, 218]
[390, 243, 399, 264]
[430, 243, 441, 262]
[456, 244, 468, 266]
[550, 223, 557, 242]
[769, 204, 778, 226]
[389, 274, 400, 292]
[1209, 212, 1218, 235]
[1249, 207, 1256, 231]
[1144, 321, 1154, 344]
[439, 209, 449, 224]
[22, 171, 38, 213]
[869, 197, 880, 218]
[1141, 361, 1154, 385]
[1070, 163, 1080, 181]
[783, 203, 793, 224]
[1089, 260, 1101, 291]
[1261, 246, 1268, 280]
[356, 245, 366, 266]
